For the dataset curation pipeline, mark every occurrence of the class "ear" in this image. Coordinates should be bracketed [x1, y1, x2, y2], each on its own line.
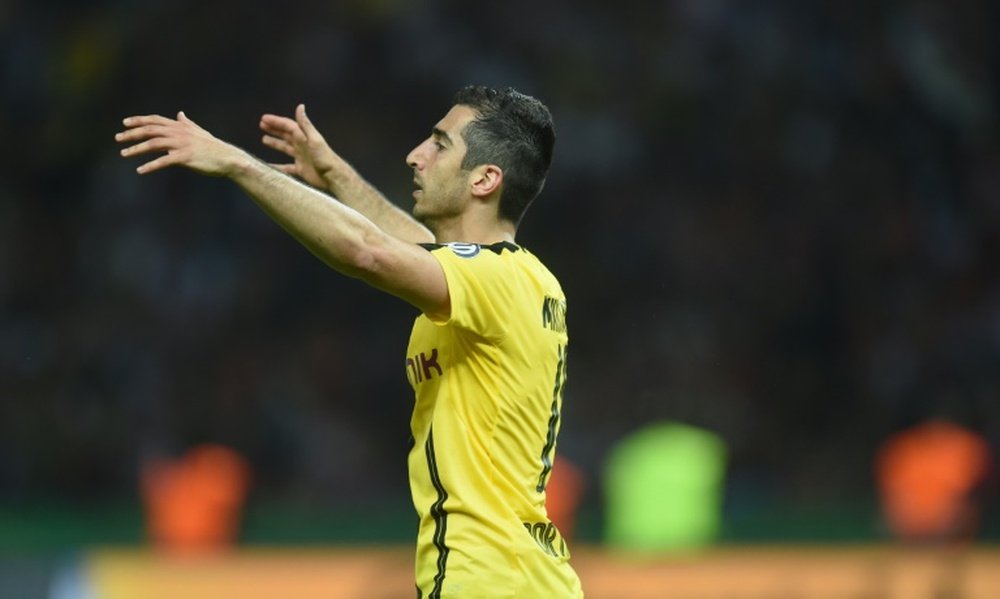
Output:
[469, 164, 503, 198]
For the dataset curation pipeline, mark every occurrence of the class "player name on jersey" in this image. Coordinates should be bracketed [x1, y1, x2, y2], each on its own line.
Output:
[542, 296, 567, 333]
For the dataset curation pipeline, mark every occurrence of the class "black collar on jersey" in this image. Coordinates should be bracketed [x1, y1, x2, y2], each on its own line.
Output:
[419, 241, 521, 255]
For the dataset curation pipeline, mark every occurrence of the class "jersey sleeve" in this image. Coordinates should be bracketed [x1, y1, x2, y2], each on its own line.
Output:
[427, 244, 511, 341]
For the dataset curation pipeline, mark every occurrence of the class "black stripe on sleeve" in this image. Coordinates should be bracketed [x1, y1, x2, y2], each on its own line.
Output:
[425, 428, 450, 598]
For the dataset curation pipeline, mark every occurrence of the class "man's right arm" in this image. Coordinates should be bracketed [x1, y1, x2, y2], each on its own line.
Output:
[260, 104, 434, 245]
[117, 111, 450, 319]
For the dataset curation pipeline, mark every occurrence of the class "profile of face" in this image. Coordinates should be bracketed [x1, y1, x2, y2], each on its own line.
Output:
[406, 105, 479, 226]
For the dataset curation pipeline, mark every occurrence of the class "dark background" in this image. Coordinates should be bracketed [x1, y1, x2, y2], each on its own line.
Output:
[2, 0, 998, 544]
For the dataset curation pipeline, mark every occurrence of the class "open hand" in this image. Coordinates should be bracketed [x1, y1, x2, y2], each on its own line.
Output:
[260, 104, 337, 189]
[116, 112, 239, 176]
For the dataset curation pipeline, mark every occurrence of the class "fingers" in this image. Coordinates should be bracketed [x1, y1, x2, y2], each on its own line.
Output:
[261, 134, 295, 157]
[136, 152, 182, 175]
[119, 136, 175, 159]
[115, 124, 171, 144]
[116, 120, 182, 161]
[259, 114, 300, 138]
[122, 114, 176, 128]
[116, 113, 188, 174]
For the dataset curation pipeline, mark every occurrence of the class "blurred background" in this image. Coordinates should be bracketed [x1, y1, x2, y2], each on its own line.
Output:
[2, 0, 999, 596]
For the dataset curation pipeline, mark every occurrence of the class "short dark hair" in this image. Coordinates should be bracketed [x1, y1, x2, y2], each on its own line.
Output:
[452, 86, 556, 225]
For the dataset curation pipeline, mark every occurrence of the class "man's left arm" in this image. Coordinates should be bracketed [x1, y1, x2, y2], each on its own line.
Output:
[259, 104, 435, 245]
[116, 112, 450, 319]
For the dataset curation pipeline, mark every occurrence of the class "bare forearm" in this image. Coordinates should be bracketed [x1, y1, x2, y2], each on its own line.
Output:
[323, 156, 434, 244]
[258, 106, 431, 243]
[229, 150, 383, 278]
[120, 110, 450, 317]
[118, 111, 411, 283]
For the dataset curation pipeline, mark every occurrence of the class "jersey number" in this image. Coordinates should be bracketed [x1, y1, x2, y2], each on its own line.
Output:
[536, 344, 567, 493]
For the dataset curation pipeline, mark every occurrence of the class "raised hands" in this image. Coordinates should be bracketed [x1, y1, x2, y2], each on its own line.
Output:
[259, 104, 338, 189]
[117, 104, 434, 244]
[116, 112, 242, 176]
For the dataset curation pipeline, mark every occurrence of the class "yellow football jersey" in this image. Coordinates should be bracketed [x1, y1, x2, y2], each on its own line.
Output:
[406, 241, 582, 598]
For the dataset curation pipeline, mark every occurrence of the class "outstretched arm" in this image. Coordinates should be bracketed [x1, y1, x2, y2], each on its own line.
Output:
[116, 112, 449, 318]
[260, 104, 434, 245]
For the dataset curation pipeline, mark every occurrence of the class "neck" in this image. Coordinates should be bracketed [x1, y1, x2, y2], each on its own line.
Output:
[429, 216, 516, 246]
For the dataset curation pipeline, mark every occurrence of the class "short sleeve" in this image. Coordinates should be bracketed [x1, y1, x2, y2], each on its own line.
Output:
[427, 244, 512, 341]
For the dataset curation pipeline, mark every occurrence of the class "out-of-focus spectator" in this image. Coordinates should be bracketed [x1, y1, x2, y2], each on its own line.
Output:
[545, 457, 586, 543]
[875, 419, 991, 542]
[603, 421, 727, 552]
[141, 444, 250, 553]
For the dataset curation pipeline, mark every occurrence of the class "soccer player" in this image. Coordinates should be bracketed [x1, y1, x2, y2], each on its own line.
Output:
[116, 86, 583, 598]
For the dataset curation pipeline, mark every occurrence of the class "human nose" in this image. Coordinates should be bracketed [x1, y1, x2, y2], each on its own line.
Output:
[406, 139, 429, 169]
[406, 146, 421, 169]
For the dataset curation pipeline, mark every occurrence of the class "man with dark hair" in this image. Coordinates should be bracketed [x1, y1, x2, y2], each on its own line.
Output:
[449, 86, 555, 225]
[117, 86, 583, 597]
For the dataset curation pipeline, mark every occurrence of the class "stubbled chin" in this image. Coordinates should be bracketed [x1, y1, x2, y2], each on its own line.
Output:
[412, 208, 431, 226]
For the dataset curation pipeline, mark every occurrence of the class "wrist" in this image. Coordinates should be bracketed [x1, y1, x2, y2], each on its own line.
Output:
[225, 147, 261, 180]
[319, 153, 355, 191]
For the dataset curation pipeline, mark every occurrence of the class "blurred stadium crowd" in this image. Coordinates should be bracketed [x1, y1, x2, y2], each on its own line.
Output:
[1, 0, 998, 539]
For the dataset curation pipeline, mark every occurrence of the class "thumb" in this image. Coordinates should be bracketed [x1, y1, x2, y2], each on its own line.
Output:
[296, 103, 321, 139]
[269, 163, 297, 175]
